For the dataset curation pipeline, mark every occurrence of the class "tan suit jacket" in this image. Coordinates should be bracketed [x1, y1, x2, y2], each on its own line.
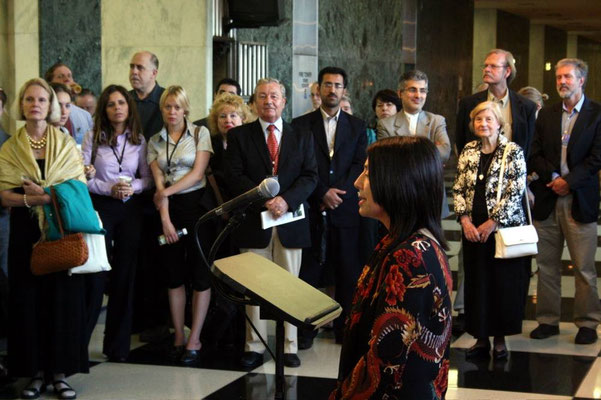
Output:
[377, 110, 451, 163]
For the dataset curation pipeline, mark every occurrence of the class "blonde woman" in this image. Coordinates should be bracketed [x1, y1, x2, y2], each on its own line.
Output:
[147, 86, 213, 364]
[207, 93, 250, 201]
[0, 78, 87, 399]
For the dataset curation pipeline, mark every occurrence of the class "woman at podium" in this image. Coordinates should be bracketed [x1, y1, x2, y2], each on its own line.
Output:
[331, 136, 452, 400]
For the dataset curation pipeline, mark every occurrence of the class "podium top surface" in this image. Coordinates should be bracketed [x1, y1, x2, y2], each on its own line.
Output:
[213, 252, 341, 328]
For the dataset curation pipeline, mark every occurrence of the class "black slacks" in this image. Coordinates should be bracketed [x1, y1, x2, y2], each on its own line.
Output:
[87, 194, 142, 359]
[329, 225, 362, 331]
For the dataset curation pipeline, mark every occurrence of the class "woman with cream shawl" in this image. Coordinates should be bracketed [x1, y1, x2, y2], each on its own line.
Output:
[0, 78, 87, 400]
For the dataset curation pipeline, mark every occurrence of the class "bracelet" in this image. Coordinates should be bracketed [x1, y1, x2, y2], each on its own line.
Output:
[23, 194, 31, 208]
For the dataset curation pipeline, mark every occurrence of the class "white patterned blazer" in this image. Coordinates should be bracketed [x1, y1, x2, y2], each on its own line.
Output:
[453, 134, 527, 228]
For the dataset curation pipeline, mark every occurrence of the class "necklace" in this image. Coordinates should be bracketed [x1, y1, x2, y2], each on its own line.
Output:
[111, 133, 128, 173]
[478, 148, 497, 181]
[27, 133, 47, 149]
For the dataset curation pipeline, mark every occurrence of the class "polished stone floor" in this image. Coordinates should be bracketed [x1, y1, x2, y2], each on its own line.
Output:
[1, 173, 601, 399]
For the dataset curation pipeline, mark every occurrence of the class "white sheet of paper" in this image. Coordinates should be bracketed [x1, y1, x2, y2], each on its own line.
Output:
[261, 204, 305, 230]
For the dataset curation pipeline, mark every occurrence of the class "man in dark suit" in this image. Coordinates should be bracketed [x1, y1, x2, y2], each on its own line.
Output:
[456, 49, 537, 156]
[226, 78, 318, 368]
[453, 49, 537, 335]
[193, 78, 241, 128]
[292, 67, 367, 348]
[528, 58, 601, 345]
[128, 51, 170, 344]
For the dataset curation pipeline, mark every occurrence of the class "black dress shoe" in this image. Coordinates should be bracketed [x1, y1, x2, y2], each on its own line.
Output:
[52, 380, 77, 400]
[283, 353, 301, 367]
[240, 351, 263, 368]
[575, 327, 598, 344]
[466, 343, 491, 359]
[492, 346, 508, 360]
[169, 345, 185, 361]
[298, 335, 314, 350]
[21, 377, 45, 399]
[530, 324, 559, 339]
[107, 356, 127, 363]
[180, 349, 201, 364]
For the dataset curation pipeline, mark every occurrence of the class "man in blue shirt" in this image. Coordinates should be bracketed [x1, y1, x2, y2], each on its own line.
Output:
[529, 58, 601, 345]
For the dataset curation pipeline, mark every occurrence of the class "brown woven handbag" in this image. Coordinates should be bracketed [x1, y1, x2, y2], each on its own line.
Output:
[30, 187, 89, 276]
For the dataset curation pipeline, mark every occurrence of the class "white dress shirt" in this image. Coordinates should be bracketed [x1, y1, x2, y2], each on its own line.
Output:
[403, 110, 419, 135]
[488, 90, 513, 141]
[320, 107, 341, 158]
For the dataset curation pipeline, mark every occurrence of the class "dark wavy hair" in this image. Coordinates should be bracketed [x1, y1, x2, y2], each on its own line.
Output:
[371, 89, 401, 111]
[44, 62, 69, 83]
[215, 78, 242, 96]
[93, 84, 142, 146]
[368, 136, 448, 251]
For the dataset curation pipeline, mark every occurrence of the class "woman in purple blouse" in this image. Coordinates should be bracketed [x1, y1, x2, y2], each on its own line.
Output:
[82, 84, 152, 362]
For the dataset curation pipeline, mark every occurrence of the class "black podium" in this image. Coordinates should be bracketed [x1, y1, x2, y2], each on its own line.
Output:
[212, 252, 342, 399]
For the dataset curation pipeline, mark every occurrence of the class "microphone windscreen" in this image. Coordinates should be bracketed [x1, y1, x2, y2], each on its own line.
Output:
[259, 177, 280, 198]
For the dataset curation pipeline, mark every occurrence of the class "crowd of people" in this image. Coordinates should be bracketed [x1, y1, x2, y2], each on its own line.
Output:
[0, 46, 599, 399]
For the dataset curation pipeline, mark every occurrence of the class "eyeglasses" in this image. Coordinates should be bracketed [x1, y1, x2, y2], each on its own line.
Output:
[322, 82, 344, 89]
[482, 64, 508, 70]
[403, 87, 428, 94]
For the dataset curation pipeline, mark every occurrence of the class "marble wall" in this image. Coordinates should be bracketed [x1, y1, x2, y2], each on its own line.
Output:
[101, 0, 213, 121]
[318, 0, 404, 122]
[235, 0, 404, 122]
[39, 0, 101, 95]
[417, 0, 474, 149]
[235, 0, 293, 119]
[497, 10, 529, 91]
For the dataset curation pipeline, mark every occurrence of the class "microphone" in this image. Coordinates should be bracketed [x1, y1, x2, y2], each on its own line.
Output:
[206, 177, 280, 218]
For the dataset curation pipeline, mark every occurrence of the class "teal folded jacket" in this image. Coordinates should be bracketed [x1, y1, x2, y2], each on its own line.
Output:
[43, 179, 105, 240]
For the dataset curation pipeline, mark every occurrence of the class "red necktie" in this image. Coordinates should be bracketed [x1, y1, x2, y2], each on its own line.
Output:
[267, 124, 279, 174]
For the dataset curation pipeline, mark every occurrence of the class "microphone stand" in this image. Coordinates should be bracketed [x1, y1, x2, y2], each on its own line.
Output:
[195, 210, 250, 305]
[194, 206, 287, 399]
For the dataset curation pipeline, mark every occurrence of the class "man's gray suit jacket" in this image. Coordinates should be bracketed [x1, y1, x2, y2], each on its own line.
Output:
[376, 110, 451, 163]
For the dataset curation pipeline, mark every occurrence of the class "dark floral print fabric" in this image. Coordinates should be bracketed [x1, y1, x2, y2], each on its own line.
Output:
[331, 232, 452, 400]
